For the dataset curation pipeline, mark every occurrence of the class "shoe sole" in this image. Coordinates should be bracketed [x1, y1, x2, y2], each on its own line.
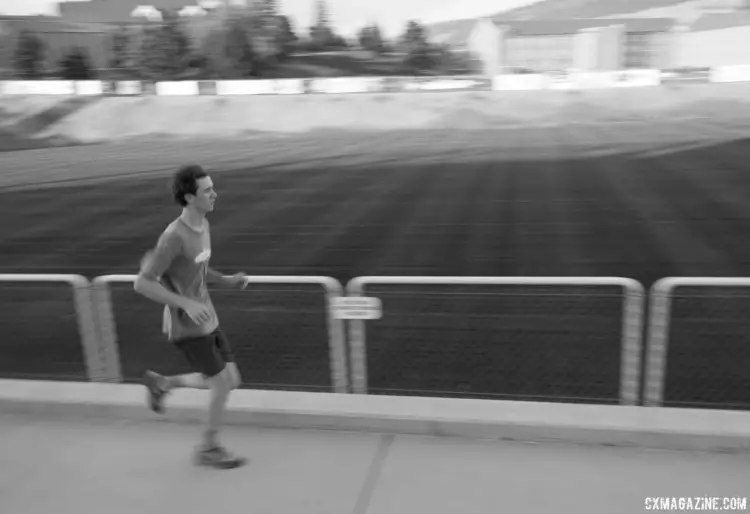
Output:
[195, 457, 248, 470]
[143, 372, 165, 414]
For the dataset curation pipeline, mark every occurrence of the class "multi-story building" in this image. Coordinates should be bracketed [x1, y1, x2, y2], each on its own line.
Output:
[426, 0, 750, 74]
[497, 19, 668, 71]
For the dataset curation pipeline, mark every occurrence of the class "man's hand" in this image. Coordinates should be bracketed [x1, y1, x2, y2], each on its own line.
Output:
[181, 299, 214, 324]
[224, 272, 248, 290]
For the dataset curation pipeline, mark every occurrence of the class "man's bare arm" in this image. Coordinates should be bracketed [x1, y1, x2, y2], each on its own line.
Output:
[207, 267, 247, 289]
[134, 276, 191, 310]
[207, 267, 230, 285]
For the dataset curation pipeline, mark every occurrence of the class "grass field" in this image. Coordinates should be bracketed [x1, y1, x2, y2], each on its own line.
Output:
[2, 85, 750, 410]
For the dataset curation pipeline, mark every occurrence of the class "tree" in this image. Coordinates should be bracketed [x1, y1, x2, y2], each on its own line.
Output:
[329, 35, 348, 49]
[137, 9, 192, 80]
[243, 12, 285, 69]
[314, 0, 330, 29]
[309, 25, 333, 50]
[401, 20, 427, 50]
[358, 24, 385, 54]
[109, 24, 140, 78]
[202, 16, 255, 78]
[395, 21, 474, 75]
[430, 44, 478, 75]
[306, 0, 336, 51]
[399, 20, 435, 74]
[13, 29, 45, 79]
[262, 0, 279, 16]
[276, 15, 298, 59]
[59, 46, 94, 80]
[200, 8, 297, 78]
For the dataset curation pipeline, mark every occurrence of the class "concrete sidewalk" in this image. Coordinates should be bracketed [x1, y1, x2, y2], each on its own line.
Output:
[1, 412, 748, 514]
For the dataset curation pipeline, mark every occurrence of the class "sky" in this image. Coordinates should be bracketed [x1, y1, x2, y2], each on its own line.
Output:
[0, 0, 539, 37]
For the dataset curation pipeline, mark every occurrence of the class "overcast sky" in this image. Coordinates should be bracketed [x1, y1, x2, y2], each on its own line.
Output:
[0, 0, 538, 36]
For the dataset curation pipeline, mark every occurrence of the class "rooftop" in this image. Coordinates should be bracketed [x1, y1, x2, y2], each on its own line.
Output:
[494, 0, 693, 20]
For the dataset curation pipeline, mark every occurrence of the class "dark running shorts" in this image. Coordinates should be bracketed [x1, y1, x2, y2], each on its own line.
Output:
[174, 329, 235, 378]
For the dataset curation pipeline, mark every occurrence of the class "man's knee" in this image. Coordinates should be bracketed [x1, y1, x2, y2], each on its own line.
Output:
[207, 367, 234, 395]
[227, 363, 241, 390]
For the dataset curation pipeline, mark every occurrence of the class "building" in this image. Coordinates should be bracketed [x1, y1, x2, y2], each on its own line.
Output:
[426, 0, 750, 74]
[673, 10, 750, 66]
[56, 0, 229, 24]
[0, 16, 111, 75]
[432, 17, 674, 75]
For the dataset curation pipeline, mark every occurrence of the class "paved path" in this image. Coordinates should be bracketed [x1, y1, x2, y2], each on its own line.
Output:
[1, 413, 748, 514]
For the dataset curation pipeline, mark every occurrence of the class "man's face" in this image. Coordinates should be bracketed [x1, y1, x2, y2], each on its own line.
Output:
[189, 176, 217, 213]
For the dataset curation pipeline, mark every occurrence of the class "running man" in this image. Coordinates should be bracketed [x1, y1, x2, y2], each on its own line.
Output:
[134, 164, 248, 469]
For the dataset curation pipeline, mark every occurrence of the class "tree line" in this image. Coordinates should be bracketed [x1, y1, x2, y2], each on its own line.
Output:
[11, 9, 477, 81]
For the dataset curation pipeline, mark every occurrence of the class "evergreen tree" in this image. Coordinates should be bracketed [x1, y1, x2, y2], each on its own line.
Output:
[13, 29, 46, 79]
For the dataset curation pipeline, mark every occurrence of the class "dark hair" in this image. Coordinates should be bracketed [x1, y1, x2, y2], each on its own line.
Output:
[172, 164, 208, 207]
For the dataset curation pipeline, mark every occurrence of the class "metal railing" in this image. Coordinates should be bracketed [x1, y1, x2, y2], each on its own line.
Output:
[91, 274, 349, 393]
[345, 276, 645, 405]
[4, 272, 749, 409]
[645, 277, 750, 408]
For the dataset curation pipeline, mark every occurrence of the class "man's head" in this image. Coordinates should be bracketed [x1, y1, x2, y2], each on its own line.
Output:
[172, 164, 217, 214]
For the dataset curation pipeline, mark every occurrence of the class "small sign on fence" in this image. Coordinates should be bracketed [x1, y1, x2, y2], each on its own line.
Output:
[330, 296, 383, 320]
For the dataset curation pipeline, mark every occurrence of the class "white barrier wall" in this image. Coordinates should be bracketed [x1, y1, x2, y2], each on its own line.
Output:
[215, 79, 306, 95]
[1, 65, 750, 99]
[1, 80, 76, 95]
[154, 81, 200, 96]
[676, 25, 750, 67]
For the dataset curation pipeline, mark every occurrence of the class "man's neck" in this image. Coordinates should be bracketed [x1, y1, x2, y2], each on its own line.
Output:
[180, 208, 205, 232]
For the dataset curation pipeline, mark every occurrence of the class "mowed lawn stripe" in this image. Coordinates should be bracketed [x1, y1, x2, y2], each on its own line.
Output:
[594, 119, 733, 278]
[466, 164, 516, 277]
[363, 161, 454, 274]
[30, 185, 174, 273]
[533, 125, 585, 276]
[456, 164, 501, 277]
[288, 164, 439, 280]
[0, 184, 160, 272]
[648, 125, 750, 274]
[563, 123, 675, 282]
[402, 160, 483, 277]
[511, 160, 563, 276]
[650, 115, 748, 269]
[266, 165, 407, 276]
[222, 167, 379, 272]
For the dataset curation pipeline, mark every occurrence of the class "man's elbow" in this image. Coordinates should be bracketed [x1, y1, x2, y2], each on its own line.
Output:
[134, 275, 149, 294]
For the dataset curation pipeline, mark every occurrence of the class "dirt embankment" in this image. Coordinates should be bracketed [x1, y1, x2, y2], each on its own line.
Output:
[1, 82, 750, 144]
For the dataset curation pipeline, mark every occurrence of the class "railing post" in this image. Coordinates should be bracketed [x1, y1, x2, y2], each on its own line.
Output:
[620, 280, 646, 406]
[0, 274, 104, 381]
[345, 279, 368, 395]
[91, 276, 125, 383]
[92, 274, 349, 393]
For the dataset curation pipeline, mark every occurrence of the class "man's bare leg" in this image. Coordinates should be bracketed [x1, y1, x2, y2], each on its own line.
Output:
[194, 364, 245, 468]
[144, 365, 245, 468]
